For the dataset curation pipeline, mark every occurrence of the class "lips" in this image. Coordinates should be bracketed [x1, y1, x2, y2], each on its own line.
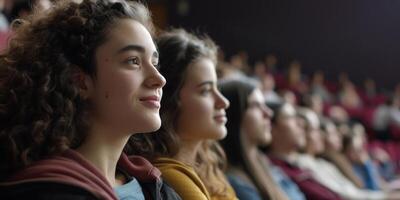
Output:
[139, 95, 161, 109]
[214, 113, 227, 123]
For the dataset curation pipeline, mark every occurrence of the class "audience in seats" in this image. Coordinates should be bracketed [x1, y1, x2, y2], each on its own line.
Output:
[267, 102, 341, 200]
[219, 78, 302, 200]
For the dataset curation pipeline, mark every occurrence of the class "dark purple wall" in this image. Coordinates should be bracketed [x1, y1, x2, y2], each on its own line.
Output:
[166, 0, 400, 89]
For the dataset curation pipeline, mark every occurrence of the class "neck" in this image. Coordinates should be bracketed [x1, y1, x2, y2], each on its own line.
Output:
[174, 139, 202, 166]
[76, 123, 130, 187]
[242, 135, 260, 161]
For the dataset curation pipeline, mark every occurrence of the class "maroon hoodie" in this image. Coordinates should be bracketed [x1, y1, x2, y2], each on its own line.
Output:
[0, 149, 162, 200]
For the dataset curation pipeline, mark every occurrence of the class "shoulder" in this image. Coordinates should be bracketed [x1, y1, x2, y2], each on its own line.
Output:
[153, 157, 211, 200]
[0, 182, 98, 200]
[154, 157, 201, 182]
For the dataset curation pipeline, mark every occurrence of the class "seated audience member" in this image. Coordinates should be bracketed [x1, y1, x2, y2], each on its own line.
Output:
[267, 102, 342, 200]
[259, 73, 282, 104]
[296, 109, 390, 199]
[279, 60, 308, 98]
[300, 93, 325, 119]
[310, 70, 333, 103]
[130, 29, 237, 200]
[338, 81, 363, 111]
[343, 123, 383, 191]
[253, 60, 267, 79]
[219, 78, 301, 200]
[322, 121, 366, 189]
[0, 1, 181, 199]
[373, 95, 400, 140]
[264, 53, 278, 74]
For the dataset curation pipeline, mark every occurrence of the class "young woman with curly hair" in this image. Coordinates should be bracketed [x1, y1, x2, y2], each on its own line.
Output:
[129, 29, 237, 200]
[0, 0, 181, 199]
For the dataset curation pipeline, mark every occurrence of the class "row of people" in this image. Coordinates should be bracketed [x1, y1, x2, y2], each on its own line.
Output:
[1, 1, 400, 200]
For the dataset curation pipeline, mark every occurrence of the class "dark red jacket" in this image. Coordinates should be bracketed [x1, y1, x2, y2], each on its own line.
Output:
[269, 155, 342, 200]
[0, 149, 181, 200]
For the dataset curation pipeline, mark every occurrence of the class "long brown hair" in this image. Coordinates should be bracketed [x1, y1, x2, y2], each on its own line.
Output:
[0, 0, 153, 180]
[128, 29, 230, 196]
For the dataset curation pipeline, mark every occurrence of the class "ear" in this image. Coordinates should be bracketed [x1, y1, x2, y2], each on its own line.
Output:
[71, 67, 94, 99]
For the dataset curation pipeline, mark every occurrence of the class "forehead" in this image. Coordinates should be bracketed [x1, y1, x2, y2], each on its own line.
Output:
[101, 18, 156, 53]
[184, 58, 216, 84]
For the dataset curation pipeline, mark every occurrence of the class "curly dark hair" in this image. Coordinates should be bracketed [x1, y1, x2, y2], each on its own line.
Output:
[0, 0, 154, 180]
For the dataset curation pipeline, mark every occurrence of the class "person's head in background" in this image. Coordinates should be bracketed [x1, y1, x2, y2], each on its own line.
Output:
[229, 50, 250, 73]
[342, 123, 369, 164]
[287, 60, 302, 85]
[129, 28, 231, 196]
[220, 78, 272, 159]
[321, 119, 343, 153]
[260, 73, 276, 92]
[219, 78, 273, 198]
[300, 93, 324, 116]
[264, 53, 278, 72]
[0, 0, 162, 179]
[268, 102, 305, 158]
[311, 70, 325, 86]
[253, 60, 267, 78]
[297, 108, 324, 156]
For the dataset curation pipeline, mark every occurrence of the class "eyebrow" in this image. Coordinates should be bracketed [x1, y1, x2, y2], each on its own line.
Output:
[196, 81, 214, 88]
[117, 44, 158, 58]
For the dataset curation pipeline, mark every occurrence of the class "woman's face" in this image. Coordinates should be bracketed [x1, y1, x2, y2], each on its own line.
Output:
[87, 19, 165, 135]
[176, 58, 230, 142]
[242, 89, 273, 145]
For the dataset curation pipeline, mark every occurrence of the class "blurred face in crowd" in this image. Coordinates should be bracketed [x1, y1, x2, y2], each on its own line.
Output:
[176, 58, 230, 142]
[345, 134, 366, 163]
[324, 122, 343, 152]
[265, 54, 277, 67]
[261, 73, 275, 92]
[272, 103, 305, 150]
[242, 89, 273, 145]
[301, 111, 324, 155]
[86, 19, 165, 135]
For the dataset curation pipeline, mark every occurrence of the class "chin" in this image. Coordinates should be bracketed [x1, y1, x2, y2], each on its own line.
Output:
[135, 118, 162, 133]
[215, 129, 228, 140]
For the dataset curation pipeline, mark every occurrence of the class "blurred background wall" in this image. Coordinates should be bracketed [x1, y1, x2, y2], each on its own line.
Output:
[149, 0, 400, 90]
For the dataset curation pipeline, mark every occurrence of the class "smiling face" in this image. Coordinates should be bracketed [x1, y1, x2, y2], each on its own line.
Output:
[87, 19, 165, 135]
[242, 89, 273, 145]
[176, 58, 230, 142]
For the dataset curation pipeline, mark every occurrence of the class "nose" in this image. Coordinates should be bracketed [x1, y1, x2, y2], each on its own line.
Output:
[215, 89, 230, 109]
[145, 65, 166, 89]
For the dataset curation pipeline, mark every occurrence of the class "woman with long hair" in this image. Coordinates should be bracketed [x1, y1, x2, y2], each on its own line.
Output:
[219, 78, 293, 200]
[130, 29, 237, 200]
[0, 0, 180, 199]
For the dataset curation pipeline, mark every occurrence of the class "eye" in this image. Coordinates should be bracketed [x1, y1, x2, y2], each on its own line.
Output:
[200, 87, 212, 95]
[126, 57, 140, 66]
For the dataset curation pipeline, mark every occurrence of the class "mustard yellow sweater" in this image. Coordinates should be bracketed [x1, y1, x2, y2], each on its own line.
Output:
[154, 157, 237, 200]
[154, 157, 211, 200]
